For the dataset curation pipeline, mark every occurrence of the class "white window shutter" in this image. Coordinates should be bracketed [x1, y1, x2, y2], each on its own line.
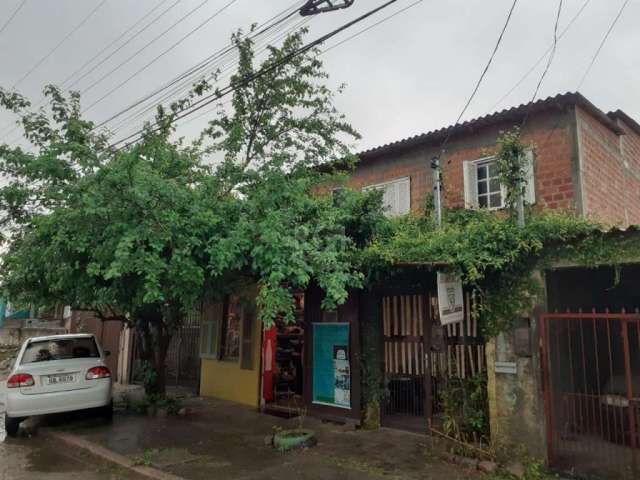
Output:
[397, 177, 410, 215]
[524, 150, 536, 205]
[383, 185, 396, 216]
[463, 161, 478, 209]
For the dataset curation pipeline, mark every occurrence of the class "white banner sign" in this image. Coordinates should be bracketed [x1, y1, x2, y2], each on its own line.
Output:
[437, 272, 464, 325]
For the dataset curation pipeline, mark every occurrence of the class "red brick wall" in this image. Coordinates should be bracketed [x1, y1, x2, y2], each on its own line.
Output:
[577, 106, 640, 226]
[350, 109, 578, 214]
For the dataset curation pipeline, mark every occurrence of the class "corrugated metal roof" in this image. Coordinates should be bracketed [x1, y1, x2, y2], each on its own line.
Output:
[358, 92, 628, 160]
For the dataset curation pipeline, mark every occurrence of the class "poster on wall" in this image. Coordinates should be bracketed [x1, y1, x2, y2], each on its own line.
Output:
[437, 272, 464, 325]
[312, 323, 351, 409]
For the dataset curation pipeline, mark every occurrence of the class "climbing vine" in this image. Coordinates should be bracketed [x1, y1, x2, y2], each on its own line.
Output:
[362, 131, 640, 336]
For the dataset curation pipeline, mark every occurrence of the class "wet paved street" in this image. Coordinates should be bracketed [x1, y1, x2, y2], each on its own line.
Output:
[0, 381, 136, 480]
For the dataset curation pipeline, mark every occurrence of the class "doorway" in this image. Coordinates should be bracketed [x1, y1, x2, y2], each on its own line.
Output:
[262, 293, 305, 415]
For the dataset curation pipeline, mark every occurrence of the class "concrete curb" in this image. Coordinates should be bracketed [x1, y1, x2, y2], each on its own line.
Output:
[44, 430, 186, 480]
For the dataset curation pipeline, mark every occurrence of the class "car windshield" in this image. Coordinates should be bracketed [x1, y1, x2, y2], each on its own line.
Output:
[21, 337, 100, 364]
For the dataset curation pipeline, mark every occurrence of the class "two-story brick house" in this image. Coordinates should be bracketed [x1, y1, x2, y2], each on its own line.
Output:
[198, 92, 640, 476]
[338, 92, 640, 474]
[350, 92, 640, 225]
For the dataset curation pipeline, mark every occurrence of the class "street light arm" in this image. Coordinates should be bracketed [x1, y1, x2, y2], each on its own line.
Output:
[300, 0, 355, 16]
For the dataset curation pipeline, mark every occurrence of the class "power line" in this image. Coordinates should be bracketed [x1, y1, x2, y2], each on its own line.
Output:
[440, 0, 519, 152]
[109, 0, 402, 151]
[518, 0, 563, 131]
[61, 0, 174, 90]
[577, 0, 630, 90]
[528, 0, 563, 105]
[79, 0, 213, 97]
[0, 0, 27, 37]
[112, 14, 310, 139]
[82, 0, 240, 114]
[488, 0, 591, 113]
[11, 0, 108, 89]
[0, 0, 181, 140]
[177, 0, 425, 135]
[99, 1, 305, 134]
[322, 0, 423, 54]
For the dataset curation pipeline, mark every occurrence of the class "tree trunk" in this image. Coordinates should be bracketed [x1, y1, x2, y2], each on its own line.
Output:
[135, 306, 173, 396]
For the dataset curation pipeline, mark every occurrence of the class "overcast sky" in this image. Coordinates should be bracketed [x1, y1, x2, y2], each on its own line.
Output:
[0, 0, 637, 152]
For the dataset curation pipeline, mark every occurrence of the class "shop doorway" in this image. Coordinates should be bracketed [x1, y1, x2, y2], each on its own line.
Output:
[262, 294, 305, 416]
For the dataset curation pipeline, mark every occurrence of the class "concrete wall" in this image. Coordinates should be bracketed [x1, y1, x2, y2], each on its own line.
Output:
[0, 325, 67, 347]
[486, 320, 546, 458]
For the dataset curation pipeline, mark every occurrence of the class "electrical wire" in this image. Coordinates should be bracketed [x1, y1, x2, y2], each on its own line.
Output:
[0, 0, 175, 139]
[440, 0, 519, 153]
[11, 0, 108, 89]
[109, 0, 401, 151]
[322, 0, 423, 55]
[100, 1, 305, 134]
[519, 0, 563, 131]
[79, 0, 213, 97]
[0, 0, 27, 37]
[528, 0, 562, 105]
[577, 0, 630, 90]
[488, 0, 591, 113]
[82, 0, 240, 114]
[112, 16, 309, 139]
[178, 0, 427, 135]
[62, 0, 175, 90]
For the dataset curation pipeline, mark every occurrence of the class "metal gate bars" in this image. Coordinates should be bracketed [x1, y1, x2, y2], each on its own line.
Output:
[541, 311, 640, 478]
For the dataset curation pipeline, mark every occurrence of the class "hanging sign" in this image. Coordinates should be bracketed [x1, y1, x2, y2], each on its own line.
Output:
[312, 323, 351, 409]
[437, 272, 464, 325]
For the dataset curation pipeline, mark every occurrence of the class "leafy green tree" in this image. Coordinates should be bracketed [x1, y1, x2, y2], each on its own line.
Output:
[0, 29, 384, 394]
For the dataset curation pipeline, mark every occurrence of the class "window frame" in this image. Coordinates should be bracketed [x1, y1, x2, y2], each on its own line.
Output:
[474, 156, 505, 211]
[362, 176, 411, 217]
[220, 296, 242, 362]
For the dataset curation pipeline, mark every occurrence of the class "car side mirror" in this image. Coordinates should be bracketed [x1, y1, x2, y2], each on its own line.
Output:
[104, 350, 111, 357]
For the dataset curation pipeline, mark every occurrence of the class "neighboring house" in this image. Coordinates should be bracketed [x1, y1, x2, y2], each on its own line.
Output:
[67, 309, 134, 384]
[198, 92, 640, 476]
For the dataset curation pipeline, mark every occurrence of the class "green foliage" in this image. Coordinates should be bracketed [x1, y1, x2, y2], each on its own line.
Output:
[0, 29, 385, 393]
[441, 374, 489, 441]
[132, 393, 182, 416]
[494, 127, 530, 213]
[365, 209, 638, 335]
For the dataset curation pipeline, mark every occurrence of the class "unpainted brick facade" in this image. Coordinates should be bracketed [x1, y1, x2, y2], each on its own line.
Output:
[347, 96, 640, 227]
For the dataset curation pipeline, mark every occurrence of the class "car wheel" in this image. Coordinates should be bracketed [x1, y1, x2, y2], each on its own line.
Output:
[5, 416, 22, 437]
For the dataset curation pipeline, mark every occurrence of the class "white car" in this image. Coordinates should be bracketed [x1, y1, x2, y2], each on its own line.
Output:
[4, 333, 113, 436]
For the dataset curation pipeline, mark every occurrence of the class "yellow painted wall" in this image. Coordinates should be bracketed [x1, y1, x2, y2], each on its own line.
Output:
[200, 306, 263, 408]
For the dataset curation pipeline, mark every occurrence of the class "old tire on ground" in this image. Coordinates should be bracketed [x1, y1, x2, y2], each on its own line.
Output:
[273, 429, 317, 452]
[5, 415, 22, 437]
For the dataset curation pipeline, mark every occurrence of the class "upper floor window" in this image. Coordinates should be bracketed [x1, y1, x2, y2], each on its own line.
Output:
[463, 152, 535, 209]
[363, 177, 411, 217]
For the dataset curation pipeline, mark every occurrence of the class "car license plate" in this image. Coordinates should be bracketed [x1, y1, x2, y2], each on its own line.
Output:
[45, 374, 75, 385]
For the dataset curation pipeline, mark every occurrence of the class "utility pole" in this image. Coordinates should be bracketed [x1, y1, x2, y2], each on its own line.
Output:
[300, 0, 356, 16]
[431, 156, 442, 228]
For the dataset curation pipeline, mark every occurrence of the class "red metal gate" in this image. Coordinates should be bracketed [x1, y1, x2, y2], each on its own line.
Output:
[541, 311, 640, 478]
